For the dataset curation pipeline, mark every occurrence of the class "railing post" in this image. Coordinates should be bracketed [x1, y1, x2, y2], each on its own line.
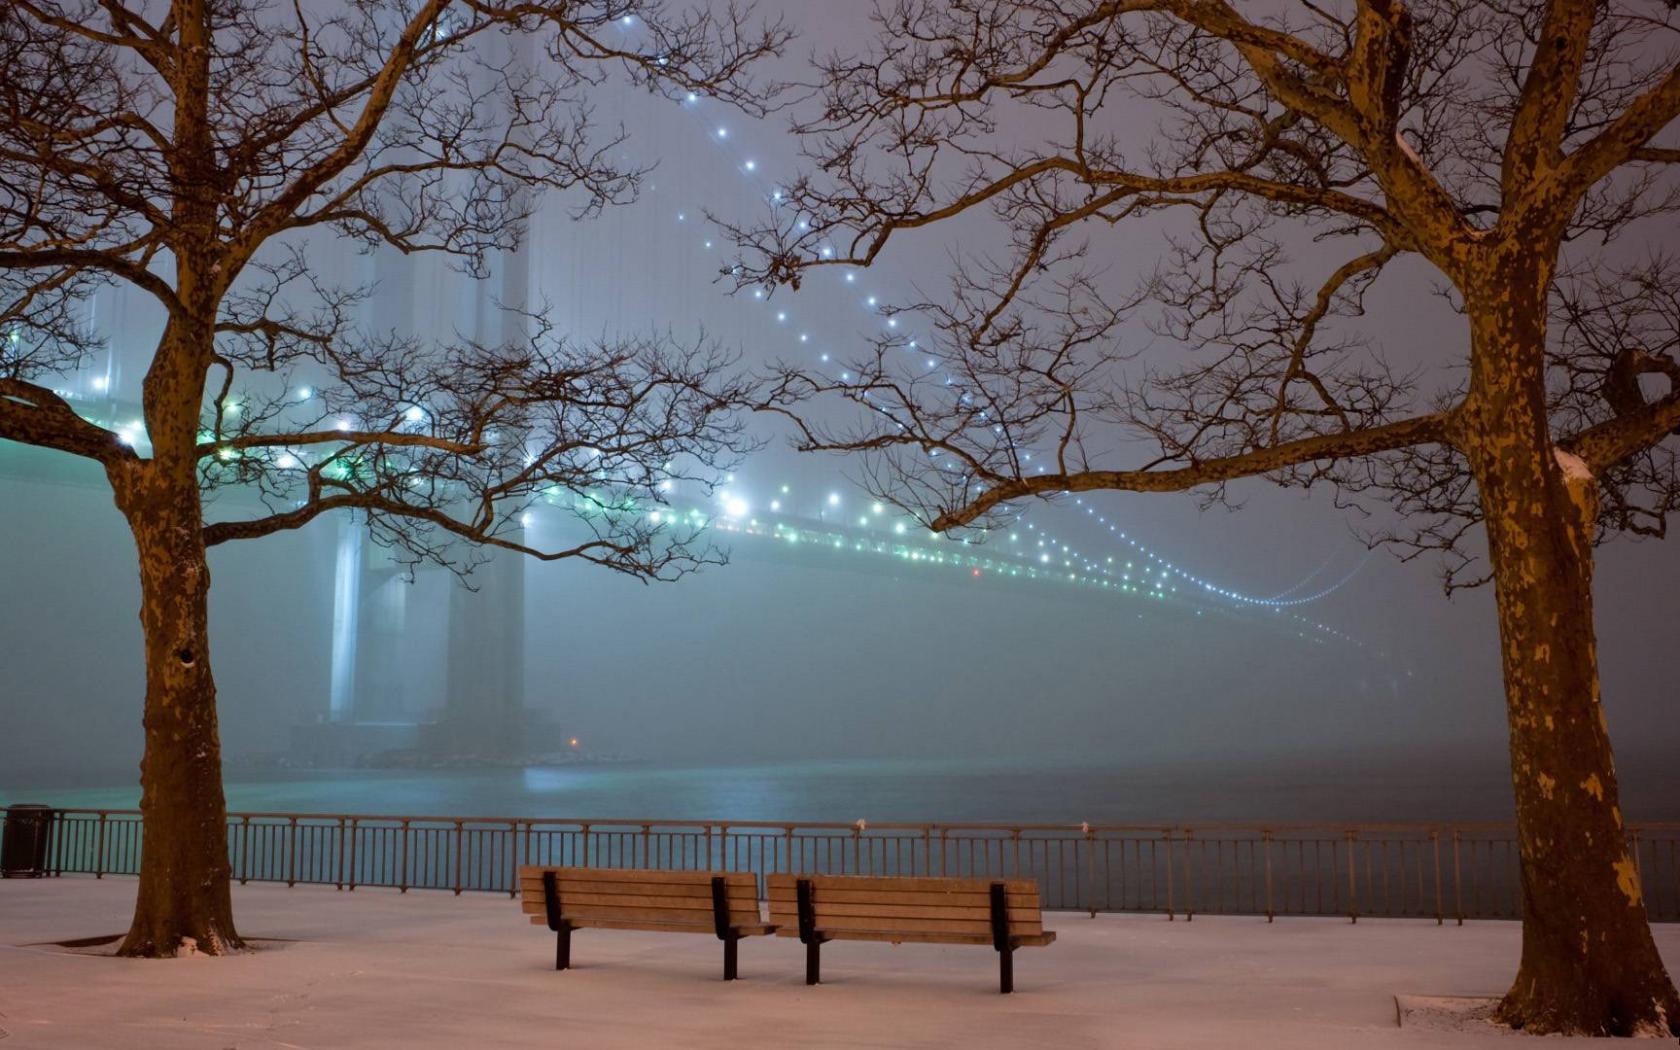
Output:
[580, 823, 591, 868]
[452, 820, 465, 895]
[347, 818, 359, 891]
[1184, 828, 1194, 922]
[95, 811, 107, 879]
[704, 823, 713, 870]
[642, 824, 653, 868]
[1084, 823, 1097, 918]
[1263, 829, 1274, 922]
[398, 820, 410, 893]
[500, 819, 514, 893]
[1451, 830, 1463, 925]
[1431, 830, 1443, 925]
[286, 817, 298, 887]
[335, 817, 346, 890]
[938, 827, 948, 877]
[1345, 830, 1358, 923]
[1163, 830, 1176, 921]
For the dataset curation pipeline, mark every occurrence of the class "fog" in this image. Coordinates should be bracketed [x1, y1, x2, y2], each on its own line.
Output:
[2, 1, 1678, 821]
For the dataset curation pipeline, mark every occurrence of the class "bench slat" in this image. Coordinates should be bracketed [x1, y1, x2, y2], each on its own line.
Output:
[525, 903, 763, 925]
[519, 892, 748, 912]
[765, 874, 1038, 895]
[519, 866, 755, 887]
[764, 900, 1041, 922]
[521, 898, 760, 918]
[767, 913, 1041, 936]
[772, 928, 1057, 947]
[519, 879, 718, 899]
[529, 915, 774, 935]
[766, 887, 1039, 908]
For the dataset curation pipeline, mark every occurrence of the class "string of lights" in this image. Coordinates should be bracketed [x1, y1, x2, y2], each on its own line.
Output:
[646, 63, 1371, 634]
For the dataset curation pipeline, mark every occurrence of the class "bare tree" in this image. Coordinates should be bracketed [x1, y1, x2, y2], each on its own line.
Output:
[729, 0, 1680, 1035]
[0, 0, 785, 957]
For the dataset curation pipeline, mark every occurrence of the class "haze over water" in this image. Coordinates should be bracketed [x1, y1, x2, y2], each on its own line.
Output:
[9, 752, 1679, 825]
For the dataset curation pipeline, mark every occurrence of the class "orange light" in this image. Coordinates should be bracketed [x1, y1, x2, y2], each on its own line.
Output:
[568, 737, 579, 748]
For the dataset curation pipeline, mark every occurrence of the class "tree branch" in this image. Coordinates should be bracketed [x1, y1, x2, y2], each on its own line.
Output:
[928, 412, 1454, 530]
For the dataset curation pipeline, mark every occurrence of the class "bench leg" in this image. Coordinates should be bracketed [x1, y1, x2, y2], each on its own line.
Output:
[722, 933, 739, 981]
[805, 939, 821, 985]
[555, 924, 572, 971]
[997, 944, 1014, 994]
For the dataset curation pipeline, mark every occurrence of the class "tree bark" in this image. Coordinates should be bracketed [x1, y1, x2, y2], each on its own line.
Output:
[109, 453, 242, 957]
[1462, 262, 1679, 1036]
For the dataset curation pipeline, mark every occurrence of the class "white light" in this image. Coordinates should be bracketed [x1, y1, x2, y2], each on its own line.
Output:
[620, 15, 633, 26]
[296, 386, 313, 400]
[776, 312, 787, 322]
[845, 274, 855, 283]
[866, 296, 878, 307]
[277, 453, 300, 470]
[820, 353, 829, 362]
[660, 479, 674, 492]
[887, 318, 898, 328]
[704, 240, 713, 249]
[770, 500, 781, 512]
[723, 495, 750, 518]
[334, 419, 352, 432]
[827, 492, 841, 507]
[90, 376, 109, 393]
[520, 513, 535, 527]
[895, 522, 906, 535]
[799, 333, 809, 343]
[716, 127, 728, 139]
[744, 160, 756, 171]
[686, 92, 698, 103]
[871, 502, 884, 515]
[405, 405, 424, 422]
[677, 212, 686, 222]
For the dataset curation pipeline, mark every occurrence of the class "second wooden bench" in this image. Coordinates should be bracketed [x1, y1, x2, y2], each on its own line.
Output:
[519, 866, 773, 980]
[766, 873, 1055, 993]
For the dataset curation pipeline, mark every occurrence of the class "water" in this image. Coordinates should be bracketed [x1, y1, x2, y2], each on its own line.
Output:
[9, 753, 1679, 825]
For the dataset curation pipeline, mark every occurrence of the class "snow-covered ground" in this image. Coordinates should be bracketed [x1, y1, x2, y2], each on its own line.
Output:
[1, 878, 1675, 1048]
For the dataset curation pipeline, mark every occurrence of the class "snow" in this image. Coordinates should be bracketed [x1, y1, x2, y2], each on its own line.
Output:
[1, 878, 1676, 1048]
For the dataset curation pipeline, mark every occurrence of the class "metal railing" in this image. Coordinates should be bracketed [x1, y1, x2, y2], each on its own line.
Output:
[13, 808, 1680, 923]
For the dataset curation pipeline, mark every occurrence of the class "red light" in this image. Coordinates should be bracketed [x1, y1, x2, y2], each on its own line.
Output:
[971, 569, 981, 577]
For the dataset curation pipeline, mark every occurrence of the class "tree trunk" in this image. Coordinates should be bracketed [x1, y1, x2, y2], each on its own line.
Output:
[111, 461, 242, 957]
[1462, 270, 1679, 1036]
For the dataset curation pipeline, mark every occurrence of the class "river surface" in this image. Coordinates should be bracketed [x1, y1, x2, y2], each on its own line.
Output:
[8, 754, 1679, 825]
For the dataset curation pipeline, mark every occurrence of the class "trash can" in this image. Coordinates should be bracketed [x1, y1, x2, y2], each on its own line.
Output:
[1, 804, 54, 878]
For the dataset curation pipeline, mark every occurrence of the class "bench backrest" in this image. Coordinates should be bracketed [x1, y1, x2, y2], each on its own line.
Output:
[519, 866, 760, 929]
[765, 873, 1045, 940]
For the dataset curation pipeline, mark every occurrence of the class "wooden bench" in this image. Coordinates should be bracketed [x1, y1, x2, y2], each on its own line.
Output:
[766, 873, 1055, 993]
[518, 866, 774, 980]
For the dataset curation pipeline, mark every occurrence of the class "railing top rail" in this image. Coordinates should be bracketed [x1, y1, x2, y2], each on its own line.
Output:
[18, 807, 1680, 834]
